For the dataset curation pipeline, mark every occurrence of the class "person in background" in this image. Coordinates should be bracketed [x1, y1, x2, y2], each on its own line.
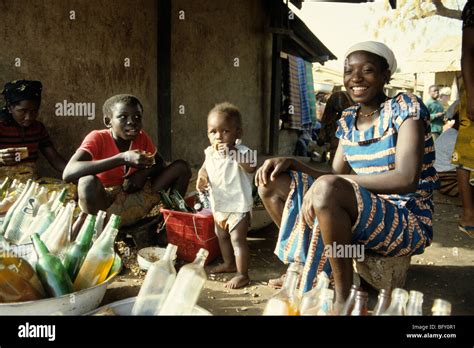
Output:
[318, 91, 353, 165]
[426, 85, 445, 140]
[453, 0, 474, 237]
[0, 80, 67, 180]
[439, 87, 452, 112]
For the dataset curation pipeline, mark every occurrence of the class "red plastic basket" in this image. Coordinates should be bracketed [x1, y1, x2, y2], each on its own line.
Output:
[160, 198, 220, 265]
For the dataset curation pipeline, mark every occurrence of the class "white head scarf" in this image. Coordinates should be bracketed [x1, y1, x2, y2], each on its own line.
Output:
[344, 41, 398, 77]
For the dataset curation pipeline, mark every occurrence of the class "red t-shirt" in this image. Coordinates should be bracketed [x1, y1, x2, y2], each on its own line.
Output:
[78, 129, 157, 187]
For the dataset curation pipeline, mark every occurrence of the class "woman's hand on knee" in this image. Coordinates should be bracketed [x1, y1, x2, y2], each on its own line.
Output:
[255, 157, 294, 186]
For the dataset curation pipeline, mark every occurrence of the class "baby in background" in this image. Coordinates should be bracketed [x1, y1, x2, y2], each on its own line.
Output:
[196, 102, 256, 289]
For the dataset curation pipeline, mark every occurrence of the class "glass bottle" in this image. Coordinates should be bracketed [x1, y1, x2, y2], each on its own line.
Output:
[131, 243, 178, 315]
[406, 290, 424, 316]
[263, 263, 303, 315]
[62, 214, 97, 281]
[351, 290, 369, 316]
[92, 210, 107, 242]
[0, 261, 44, 302]
[0, 177, 13, 200]
[372, 289, 391, 316]
[70, 211, 88, 242]
[340, 284, 361, 315]
[159, 248, 209, 315]
[1, 179, 32, 235]
[51, 187, 68, 214]
[31, 233, 74, 297]
[73, 226, 119, 291]
[383, 288, 409, 315]
[4, 181, 38, 242]
[431, 299, 451, 316]
[41, 201, 76, 256]
[300, 271, 330, 315]
[0, 256, 45, 299]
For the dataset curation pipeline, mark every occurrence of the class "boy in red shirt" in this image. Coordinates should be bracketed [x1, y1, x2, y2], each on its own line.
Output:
[63, 94, 191, 226]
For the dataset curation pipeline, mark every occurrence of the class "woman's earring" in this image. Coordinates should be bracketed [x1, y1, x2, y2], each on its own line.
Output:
[235, 139, 242, 146]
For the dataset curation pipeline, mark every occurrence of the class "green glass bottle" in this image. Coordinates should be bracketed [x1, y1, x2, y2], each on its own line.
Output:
[31, 233, 74, 297]
[63, 214, 97, 281]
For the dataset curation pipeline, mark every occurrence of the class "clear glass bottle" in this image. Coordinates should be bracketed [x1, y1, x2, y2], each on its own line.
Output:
[92, 210, 107, 242]
[263, 263, 303, 315]
[431, 299, 451, 316]
[351, 290, 369, 316]
[383, 288, 409, 315]
[159, 248, 209, 315]
[131, 244, 178, 315]
[1, 179, 32, 235]
[340, 284, 361, 315]
[73, 227, 119, 291]
[406, 290, 424, 316]
[300, 271, 330, 315]
[372, 289, 391, 316]
[42, 201, 76, 256]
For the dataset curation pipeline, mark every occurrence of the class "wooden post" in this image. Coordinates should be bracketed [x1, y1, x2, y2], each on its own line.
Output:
[157, 0, 172, 161]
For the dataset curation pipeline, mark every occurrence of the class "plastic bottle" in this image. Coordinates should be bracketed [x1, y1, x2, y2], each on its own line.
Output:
[383, 288, 409, 315]
[159, 248, 209, 315]
[131, 243, 178, 315]
[62, 214, 97, 281]
[299, 271, 330, 315]
[406, 290, 424, 316]
[350, 290, 369, 316]
[372, 289, 391, 316]
[31, 233, 74, 297]
[340, 284, 362, 315]
[263, 263, 303, 315]
[431, 299, 451, 316]
[73, 227, 119, 291]
[31, 186, 49, 216]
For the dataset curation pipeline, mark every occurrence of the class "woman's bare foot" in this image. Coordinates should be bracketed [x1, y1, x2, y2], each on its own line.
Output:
[224, 274, 250, 289]
[210, 263, 237, 274]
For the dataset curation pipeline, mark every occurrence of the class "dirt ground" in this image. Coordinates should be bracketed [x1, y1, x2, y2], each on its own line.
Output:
[102, 162, 474, 315]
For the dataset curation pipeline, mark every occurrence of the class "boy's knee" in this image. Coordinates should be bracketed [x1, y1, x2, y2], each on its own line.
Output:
[172, 159, 192, 178]
[78, 175, 100, 199]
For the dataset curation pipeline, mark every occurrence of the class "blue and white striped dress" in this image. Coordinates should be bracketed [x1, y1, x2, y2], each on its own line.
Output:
[275, 93, 438, 293]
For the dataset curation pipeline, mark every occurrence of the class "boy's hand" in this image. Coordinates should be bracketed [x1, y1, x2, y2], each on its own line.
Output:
[196, 173, 209, 192]
[123, 150, 154, 169]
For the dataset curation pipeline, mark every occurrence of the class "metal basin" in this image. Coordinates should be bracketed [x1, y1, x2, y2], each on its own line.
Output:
[86, 296, 212, 316]
[0, 254, 122, 315]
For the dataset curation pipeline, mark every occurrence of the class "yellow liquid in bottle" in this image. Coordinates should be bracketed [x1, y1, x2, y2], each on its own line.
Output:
[73, 255, 114, 291]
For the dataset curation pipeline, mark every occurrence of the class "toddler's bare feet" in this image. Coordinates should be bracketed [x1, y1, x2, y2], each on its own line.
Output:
[210, 263, 237, 274]
[224, 274, 250, 289]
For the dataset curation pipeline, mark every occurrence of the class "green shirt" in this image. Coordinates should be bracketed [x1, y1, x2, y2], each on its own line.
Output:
[426, 98, 444, 134]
